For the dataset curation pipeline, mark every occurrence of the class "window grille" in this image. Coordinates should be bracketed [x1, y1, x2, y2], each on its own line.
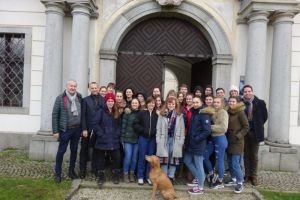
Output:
[0, 33, 25, 107]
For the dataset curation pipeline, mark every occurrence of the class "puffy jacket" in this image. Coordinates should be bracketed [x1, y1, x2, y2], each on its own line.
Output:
[52, 91, 82, 133]
[227, 102, 249, 154]
[133, 109, 158, 139]
[186, 107, 211, 155]
[121, 109, 140, 143]
[93, 108, 121, 150]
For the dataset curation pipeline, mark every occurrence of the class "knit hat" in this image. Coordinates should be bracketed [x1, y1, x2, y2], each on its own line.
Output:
[104, 93, 116, 102]
[230, 85, 239, 92]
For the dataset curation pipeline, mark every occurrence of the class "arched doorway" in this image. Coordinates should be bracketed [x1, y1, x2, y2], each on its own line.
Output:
[116, 17, 213, 96]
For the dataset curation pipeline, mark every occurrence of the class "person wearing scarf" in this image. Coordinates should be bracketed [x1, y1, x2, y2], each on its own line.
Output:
[156, 96, 185, 183]
[242, 85, 268, 186]
[52, 80, 82, 183]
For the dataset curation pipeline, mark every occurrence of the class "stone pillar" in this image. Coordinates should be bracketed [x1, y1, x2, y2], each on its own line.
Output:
[268, 13, 294, 144]
[68, 3, 91, 96]
[39, 1, 65, 135]
[212, 55, 233, 93]
[245, 11, 269, 99]
[99, 51, 118, 87]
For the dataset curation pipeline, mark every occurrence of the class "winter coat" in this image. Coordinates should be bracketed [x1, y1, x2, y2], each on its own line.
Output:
[81, 95, 104, 132]
[211, 109, 228, 137]
[93, 108, 121, 150]
[156, 113, 185, 158]
[185, 107, 211, 156]
[227, 102, 249, 154]
[52, 91, 82, 133]
[121, 109, 140, 144]
[243, 96, 268, 142]
[133, 110, 158, 139]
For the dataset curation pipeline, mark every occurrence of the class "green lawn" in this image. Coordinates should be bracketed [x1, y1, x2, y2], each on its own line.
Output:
[0, 177, 71, 200]
[259, 189, 300, 200]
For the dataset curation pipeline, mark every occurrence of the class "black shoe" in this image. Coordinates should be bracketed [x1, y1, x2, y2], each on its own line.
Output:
[212, 180, 224, 189]
[80, 171, 86, 179]
[68, 171, 78, 180]
[55, 175, 61, 183]
[97, 171, 105, 188]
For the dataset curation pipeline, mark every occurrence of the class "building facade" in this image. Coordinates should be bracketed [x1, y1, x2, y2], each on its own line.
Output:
[0, 0, 300, 171]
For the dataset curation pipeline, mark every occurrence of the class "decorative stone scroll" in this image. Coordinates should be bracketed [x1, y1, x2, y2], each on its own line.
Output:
[156, 0, 183, 6]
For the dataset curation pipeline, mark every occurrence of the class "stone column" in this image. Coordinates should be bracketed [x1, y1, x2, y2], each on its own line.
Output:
[39, 1, 65, 135]
[245, 11, 269, 99]
[212, 55, 233, 92]
[268, 12, 294, 144]
[68, 3, 91, 96]
[99, 51, 118, 87]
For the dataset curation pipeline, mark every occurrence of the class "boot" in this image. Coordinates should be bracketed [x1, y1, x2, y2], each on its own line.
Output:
[129, 171, 135, 182]
[112, 170, 120, 184]
[97, 171, 105, 188]
[68, 170, 78, 180]
[123, 172, 130, 183]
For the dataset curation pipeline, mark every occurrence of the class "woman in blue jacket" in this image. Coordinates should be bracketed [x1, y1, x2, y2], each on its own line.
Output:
[184, 96, 211, 195]
[93, 93, 121, 187]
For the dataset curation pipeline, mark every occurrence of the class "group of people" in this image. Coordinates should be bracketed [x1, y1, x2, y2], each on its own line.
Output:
[52, 80, 268, 195]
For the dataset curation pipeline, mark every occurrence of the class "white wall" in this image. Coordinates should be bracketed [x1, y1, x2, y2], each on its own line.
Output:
[290, 13, 300, 145]
[0, 0, 45, 133]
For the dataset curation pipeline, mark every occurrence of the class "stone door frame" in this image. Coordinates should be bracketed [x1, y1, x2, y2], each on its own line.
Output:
[99, 0, 233, 91]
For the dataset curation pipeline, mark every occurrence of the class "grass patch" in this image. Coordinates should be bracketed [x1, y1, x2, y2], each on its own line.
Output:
[0, 176, 71, 200]
[259, 189, 300, 200]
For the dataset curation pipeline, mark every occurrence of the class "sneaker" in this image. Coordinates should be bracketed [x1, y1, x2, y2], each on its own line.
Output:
[187, 178, 198, 187]
[54, 175, 61, 184]
[234, 183, 243, 194]
[147, 179, 153, 186]
[207, 174, 217, 188]
[212, 180, 224, 189]
[138, 178, 144, 185]
[188, 186, 204, 195]
[224, 179, 237, 187]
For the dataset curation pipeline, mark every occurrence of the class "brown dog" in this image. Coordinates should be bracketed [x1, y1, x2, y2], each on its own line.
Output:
[145, 155, 178, 200]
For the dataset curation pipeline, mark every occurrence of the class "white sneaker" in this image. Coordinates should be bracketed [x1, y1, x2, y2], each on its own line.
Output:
[187, 178, 198, 187]
[138, 178, 144, 185]
[147, 179, 152, 185]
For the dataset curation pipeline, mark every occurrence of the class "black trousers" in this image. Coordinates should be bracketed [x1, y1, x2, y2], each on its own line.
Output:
[244, 131, 259, 178]
[79, 132, 97, 173]
[96, 149, 121, 172]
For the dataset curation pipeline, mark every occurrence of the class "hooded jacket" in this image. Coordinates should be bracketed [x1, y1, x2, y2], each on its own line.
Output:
[227, 102, 249, 154]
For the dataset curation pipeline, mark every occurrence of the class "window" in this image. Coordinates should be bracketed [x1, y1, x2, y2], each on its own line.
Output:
[0, 27, 31, 114]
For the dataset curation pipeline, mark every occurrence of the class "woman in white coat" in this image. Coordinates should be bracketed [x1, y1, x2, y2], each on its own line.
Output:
[156, 96, 185, 182]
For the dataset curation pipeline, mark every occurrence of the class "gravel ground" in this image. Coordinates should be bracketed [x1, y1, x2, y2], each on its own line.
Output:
[71, 188, 257, 200]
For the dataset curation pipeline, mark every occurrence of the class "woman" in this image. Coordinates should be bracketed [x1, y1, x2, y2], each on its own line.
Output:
[177, 92, 184, 106]
[184, 96, 211, 195]
[115, 90, 126, 115]
[204, 95, 214, 107]
[99, 86, 107, 97]
[193, 86, 203, 99]
[155, 95, 163, 113]
[203, 97, 228, 189]
[93, 93, 121, 187]
[156, 96, 185, 183]
[225, 96, 249, 193]
[124, 88, 134, 108]
[121, 98, 141, 182]
[133, 97, 158, 185]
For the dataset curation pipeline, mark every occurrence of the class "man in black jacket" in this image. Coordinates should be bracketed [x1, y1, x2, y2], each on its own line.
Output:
[80, 82, 104, 178]
[242, 85, 268, 186]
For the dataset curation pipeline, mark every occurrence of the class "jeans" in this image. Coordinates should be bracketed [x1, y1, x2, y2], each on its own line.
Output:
[204, 135, 228, 179]
[137, 136, 156, 179]
[123, 143, 139, 173]
[161, 136, 176, 178]
[55, 127, 81, 176]
[184, 152, 205, 188]
[96, 149, 121, 171]
[228, 154, 243, 183]
[244, 131, 259, 178]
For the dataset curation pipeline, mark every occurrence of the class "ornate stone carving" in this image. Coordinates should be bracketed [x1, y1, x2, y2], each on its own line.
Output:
[156, 0, 183, 6]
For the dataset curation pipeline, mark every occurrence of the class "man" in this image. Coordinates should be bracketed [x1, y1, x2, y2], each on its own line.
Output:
[179, 84, 188, 98]
[52, 80, 82, 183]
[80, 82, 104, 178]
[216, 87, 228, 106]
[152, 87, 161, 98]
[242, 85, 268, 186]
